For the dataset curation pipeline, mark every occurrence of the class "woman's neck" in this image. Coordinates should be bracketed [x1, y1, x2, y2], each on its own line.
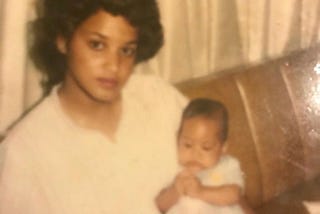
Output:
[57, 83, 122, 141]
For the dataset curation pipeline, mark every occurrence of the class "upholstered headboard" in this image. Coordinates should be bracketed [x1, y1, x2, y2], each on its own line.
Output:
[176, 45, 320, 208]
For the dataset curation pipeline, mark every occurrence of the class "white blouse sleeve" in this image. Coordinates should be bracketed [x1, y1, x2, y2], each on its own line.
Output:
[0, 135, 49, 214]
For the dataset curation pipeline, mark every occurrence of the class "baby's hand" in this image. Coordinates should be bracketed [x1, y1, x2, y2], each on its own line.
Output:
[184, 175, 202, 198]
[174, 169, 193, 195]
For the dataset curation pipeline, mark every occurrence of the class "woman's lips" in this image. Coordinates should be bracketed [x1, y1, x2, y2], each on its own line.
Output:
[97, 78, 118, 88]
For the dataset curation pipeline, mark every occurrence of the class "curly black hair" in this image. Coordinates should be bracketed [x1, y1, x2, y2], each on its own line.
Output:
[179, 98, 229, 143]
[30, 0, 164, 94]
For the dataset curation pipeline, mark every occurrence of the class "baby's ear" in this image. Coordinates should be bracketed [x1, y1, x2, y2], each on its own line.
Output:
[56, 35, 67, 54]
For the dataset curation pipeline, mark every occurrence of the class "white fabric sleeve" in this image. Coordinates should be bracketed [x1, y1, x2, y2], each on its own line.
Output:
[0, 136, 49, 214]
[223, 156, 245, 190]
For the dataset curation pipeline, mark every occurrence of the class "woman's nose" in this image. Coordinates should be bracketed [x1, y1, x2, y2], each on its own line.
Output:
[104, 50, 120, 73]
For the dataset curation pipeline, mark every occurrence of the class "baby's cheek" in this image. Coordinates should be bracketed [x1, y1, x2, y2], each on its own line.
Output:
[205, 156, 219, 168]
[178, 155, 187, 166]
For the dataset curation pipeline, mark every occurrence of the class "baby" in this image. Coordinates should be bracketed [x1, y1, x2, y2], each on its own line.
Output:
[156, 98, 244, 214]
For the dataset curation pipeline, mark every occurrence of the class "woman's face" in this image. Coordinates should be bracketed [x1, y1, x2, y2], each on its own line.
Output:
[57, 10, 138, 103]
[177, 116, 226, 173]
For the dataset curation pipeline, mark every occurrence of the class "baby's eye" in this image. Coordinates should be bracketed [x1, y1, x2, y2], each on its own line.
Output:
[179, 140, 192, 148]
[88, 40, 105, 50]
[184, 142, 192, 148]
[120, 46, 137, 57]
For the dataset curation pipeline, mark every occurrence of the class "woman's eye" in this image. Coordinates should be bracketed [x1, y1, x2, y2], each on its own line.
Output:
[120, 46, 137, 57]
[202, 146, 212, 151]
[88, 40, 105, 50]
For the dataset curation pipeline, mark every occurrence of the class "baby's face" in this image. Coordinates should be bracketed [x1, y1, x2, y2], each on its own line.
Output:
[177, 116, 225, 173]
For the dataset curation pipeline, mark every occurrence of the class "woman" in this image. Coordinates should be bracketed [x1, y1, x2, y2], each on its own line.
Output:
[0, 0, 186, 213]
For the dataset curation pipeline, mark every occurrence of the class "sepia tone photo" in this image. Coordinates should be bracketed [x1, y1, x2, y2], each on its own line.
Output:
[0, 0, 319, 213]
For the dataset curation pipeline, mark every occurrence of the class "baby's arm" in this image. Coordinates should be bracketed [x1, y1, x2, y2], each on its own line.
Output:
[185, 174, 241, 206]
[155, 183, 179, 213]
[155, 170, 189, 213]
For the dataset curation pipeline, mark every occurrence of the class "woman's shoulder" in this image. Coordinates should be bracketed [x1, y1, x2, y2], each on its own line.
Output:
[123, 73, 188, 132]
[2, 93, 58, 143]
[126, 73, 175, 93]
[125, 73, 188, 107]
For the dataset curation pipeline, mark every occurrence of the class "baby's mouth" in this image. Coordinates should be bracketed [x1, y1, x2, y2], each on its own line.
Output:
[185, 161, 204, 172]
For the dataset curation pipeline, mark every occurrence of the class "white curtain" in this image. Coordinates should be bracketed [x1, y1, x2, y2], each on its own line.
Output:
[1, 0, 320, 134]
[0, 0, 38, 133]
[137, 0, 320, 80]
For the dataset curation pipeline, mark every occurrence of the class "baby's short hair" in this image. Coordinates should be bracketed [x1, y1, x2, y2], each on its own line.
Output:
[181, 98, 229, 142]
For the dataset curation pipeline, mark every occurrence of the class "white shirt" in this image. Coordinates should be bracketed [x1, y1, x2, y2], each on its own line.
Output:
[0, 74, 187, 214]
[168, 155, 244, 214]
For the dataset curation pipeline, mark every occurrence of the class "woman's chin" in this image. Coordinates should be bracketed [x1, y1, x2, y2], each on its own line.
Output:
[90, 90, 121, 104]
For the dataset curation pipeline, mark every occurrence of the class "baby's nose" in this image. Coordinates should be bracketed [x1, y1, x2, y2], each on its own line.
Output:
[192, 148, 202, 158]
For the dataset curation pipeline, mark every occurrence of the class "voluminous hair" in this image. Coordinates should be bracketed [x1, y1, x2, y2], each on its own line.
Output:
[30, 0, 164, 94]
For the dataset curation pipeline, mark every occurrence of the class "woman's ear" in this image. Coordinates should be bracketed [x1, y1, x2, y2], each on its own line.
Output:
[56, 36, 67, 54]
